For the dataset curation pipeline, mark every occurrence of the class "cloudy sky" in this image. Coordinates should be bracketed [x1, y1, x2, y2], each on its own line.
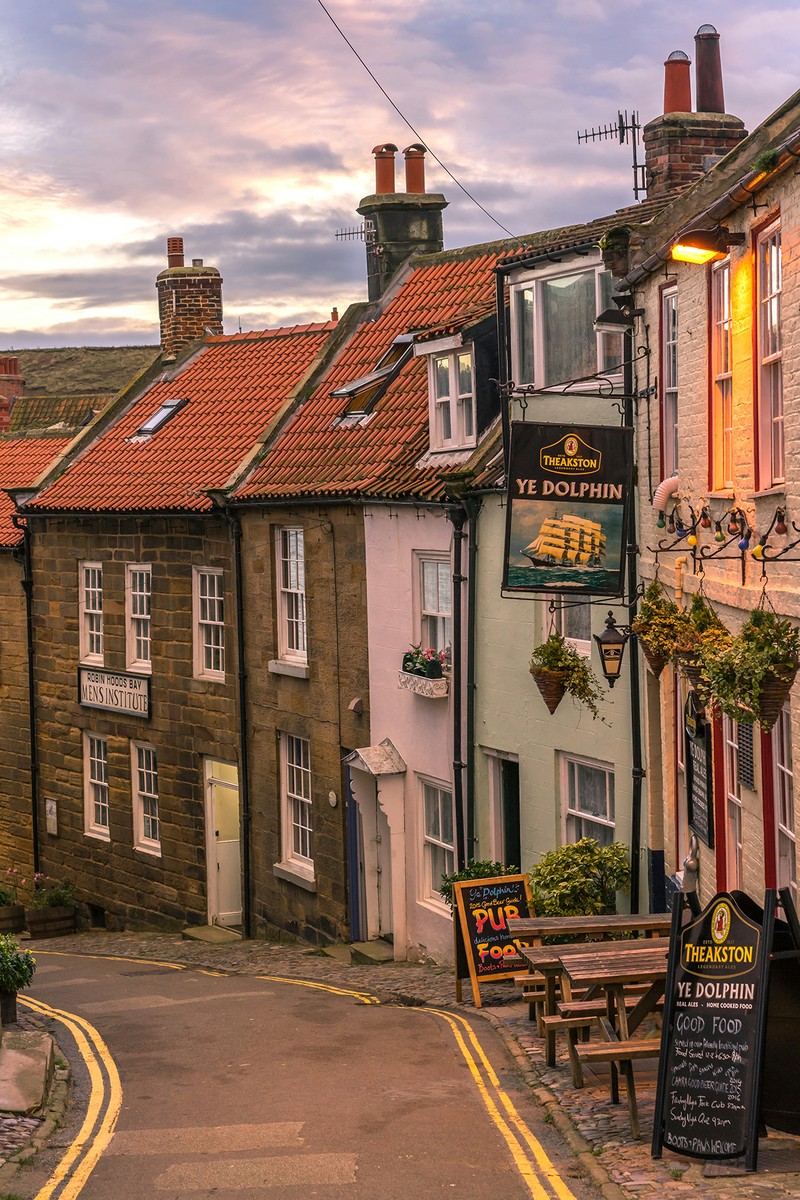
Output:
[2, 0, 799, 347]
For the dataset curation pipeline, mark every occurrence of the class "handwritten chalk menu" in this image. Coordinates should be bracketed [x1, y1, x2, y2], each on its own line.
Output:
[685, 693, 714, 848]
[453, 875, 532, 1008]
[653, 891, 773, 1169]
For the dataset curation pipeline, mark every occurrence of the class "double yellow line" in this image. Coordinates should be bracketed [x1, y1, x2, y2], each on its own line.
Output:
[20, 994, 122, 1200]
[25, 953, 575, 1200]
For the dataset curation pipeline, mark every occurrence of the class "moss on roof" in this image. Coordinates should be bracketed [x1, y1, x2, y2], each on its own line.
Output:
[10, 346, 159, 397]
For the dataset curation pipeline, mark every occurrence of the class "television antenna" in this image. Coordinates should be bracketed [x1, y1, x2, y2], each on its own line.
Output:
[335, 218, 376, 244]
[577, 110, 646, 201]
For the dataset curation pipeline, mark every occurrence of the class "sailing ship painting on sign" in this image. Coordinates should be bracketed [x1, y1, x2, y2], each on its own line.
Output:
[503, 423, 633, 595]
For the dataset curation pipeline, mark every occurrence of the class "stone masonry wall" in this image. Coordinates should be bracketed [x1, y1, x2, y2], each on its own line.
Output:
[633, 167, 800, 905]
[241, 506, 370, 945]
[0, 552, 35, 880]
[29, 514, 239, 930]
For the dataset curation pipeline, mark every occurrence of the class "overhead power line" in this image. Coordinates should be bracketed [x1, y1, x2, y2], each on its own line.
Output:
[314, 0, 522, 243]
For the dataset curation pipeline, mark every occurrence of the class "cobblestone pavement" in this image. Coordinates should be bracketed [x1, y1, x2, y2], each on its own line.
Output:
[12, 930, 800, 1200]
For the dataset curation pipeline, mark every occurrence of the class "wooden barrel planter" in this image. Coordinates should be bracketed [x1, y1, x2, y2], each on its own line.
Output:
[0, 905, 26, 934]
[530, 667, 567, 715]
[25, 906, 77, 939]
[0, 992, 17, 1025]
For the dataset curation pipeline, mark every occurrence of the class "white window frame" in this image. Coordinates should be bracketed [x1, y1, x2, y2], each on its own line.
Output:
[279, 732, 314, 879]
[83, 731, 110, 841]
[79, 561, 104, 665]
[276, 528, 307, 663]
[723, 715, 743, 890]
[131, 740, 160, 856]
[661, 286, 679, 478]
[125, 563, 152, 674]
[546, 595, 591, 657]
[711, 260, 732, 490]
[426, 346, 476, 451]
[420, 776, 455, 906]
[757, 219, 784, 487]
[193, 567, 225, 681]
[773, 705, 796, 903]
[417, 553, 452, 661]
[510, 258, 623, 392]
[561, 753, 615, 846]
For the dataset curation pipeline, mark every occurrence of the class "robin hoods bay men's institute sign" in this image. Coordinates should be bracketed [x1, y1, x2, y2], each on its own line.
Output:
[503, 422, 633, 595]
[78, 667, 151, 719]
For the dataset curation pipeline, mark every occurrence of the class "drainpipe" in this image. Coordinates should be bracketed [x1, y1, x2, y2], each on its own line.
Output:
[12, 515, 40, 873]
[623, 332, 645, 913]
[223, 509, 252, 937]
[463, 495, 482, 860]
[448, 506, 467, 871]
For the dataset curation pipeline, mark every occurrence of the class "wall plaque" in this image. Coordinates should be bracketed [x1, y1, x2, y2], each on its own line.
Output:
[78, 667, 151, 719]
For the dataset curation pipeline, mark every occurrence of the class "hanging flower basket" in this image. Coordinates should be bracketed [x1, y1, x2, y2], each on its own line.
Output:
[757, 669, 798, 730]
[674, 653, 704, 690]
[700, 607, 800, 731]
[639, 641, 668, 679]
[530, 666, 568, 714]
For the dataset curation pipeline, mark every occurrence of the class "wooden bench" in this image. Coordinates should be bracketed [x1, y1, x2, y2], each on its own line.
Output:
[575, 1037, 662, 1139]
[514, 972, 548, 1027]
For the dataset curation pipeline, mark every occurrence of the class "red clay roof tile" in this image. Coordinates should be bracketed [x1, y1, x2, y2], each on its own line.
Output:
[0, 437, 71, 544]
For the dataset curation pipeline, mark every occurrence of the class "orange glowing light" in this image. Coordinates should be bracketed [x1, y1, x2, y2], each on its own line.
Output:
[671, 242, 727, 264]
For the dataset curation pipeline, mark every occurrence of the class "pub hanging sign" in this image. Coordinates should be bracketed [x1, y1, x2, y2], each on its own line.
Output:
[503, 421, 633, 595]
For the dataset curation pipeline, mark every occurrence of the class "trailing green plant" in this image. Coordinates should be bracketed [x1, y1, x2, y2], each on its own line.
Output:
[438, 860, 518, 911]
[700, 607, 800, 726]
[631, 581, 689, 661]
[529, 838, 630, 920]
[529, 633, 605, 721]
[0, 935, 35, 994]
[673, 593, 730, 665]
[30, 875, 75, 910]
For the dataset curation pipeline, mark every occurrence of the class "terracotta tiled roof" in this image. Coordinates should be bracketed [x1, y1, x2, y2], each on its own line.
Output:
[27, 324, 335, 514]
[0, 438, 70, 546]
[236, 249, 504, 503]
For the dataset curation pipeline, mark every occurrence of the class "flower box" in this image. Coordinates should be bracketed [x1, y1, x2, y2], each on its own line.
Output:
[398, 670, 450, 699]
[25, 905, 77, 939]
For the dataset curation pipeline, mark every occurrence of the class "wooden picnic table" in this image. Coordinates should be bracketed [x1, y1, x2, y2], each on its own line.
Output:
[507, 912, 672, 941]
[561, 942, 669, 1138]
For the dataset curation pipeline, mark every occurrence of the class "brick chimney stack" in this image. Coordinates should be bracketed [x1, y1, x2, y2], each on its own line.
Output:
[156, 236, 223, 362]
[356, 143, 448, 302]
[643, 25, 747, 199]
[0, 356, 23, 432]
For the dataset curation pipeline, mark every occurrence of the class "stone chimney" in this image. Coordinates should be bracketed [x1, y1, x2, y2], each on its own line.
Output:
[356, 144, 448, 302]
[0, 356, 23, 432]
[155, 236, 223, 361]
[643, 26, 747, 199]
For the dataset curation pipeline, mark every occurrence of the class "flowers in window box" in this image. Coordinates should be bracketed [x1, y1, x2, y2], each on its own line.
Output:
[402, 644, 448, 680]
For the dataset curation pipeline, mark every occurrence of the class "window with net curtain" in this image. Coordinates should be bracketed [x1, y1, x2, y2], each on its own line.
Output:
[563, 755, 615, 846]
[514, 268, 622, 388]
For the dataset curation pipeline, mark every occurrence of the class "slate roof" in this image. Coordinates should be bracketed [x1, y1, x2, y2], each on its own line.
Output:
[27, 324, 335, 514]
[0, 438, 70, 545]
[236, 197, 666, 504]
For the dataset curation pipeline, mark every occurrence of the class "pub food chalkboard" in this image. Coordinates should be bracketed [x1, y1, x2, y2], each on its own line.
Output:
[652, 890, 774, 1169]
[453, 875, 532, 1007]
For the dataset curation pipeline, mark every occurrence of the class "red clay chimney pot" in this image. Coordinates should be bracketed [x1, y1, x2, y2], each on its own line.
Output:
[664, 50, 692, 113]
[695, 24, 725, 114]
[403, 143, 426, 193]
[372, 143, 398, 195]
[167, 236, 185, 268]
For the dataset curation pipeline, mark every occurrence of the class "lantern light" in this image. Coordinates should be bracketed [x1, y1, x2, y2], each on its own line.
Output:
[594, 611, 631, 688]
[670, 227, 745, 265]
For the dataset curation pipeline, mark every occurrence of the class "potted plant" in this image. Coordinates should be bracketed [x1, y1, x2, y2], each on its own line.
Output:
[529, 838, 630, 936]
[631, 581, 686, 678]
[529, 633, 605, 720]
[26, 875, 77, 939]
[701, 608, 800, 731]
[402, 644, 447, 679]
[672, 593, 730, 689]
[0, 868, 27, 934]
[0, 933, 36, 1024]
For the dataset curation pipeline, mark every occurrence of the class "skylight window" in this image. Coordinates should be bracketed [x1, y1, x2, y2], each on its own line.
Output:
[135, 397, 187, 437]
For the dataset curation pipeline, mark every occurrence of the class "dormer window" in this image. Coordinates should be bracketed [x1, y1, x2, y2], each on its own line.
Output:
[331, 335, 413, 422]
[428, 348, 476, 450]
[135, 397, 187, 438]
[511, 262, 622, 391]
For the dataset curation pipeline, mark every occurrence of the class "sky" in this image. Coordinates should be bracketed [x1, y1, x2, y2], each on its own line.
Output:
[2, 0, 799, 348]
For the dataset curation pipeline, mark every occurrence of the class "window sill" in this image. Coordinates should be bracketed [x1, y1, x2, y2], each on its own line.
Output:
[707, 490, 735, 500]
[273, 861, 316, 892]
[193, 671, 226, 684]
[268, 659, 310, 680]
[398, 670, 450, 698]
[417, 896, 451, 919]
[127, 663, 153, 677]
[748, 486, 787, 502]
[80, 656, 104, 668]
[134, 845, 162, 860]
[85, 830, 110, 844]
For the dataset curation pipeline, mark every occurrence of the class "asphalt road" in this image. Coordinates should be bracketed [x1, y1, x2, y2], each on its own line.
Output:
[17, 950, 595, 1200]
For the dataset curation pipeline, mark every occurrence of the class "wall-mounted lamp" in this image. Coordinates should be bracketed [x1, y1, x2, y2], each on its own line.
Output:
[594, 611, 631, 688]
[671, 227, 746, 265]
[593, 300, 643, 335]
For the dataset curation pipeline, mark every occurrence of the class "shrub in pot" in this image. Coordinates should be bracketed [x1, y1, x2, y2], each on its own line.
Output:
[529, 838, 630, 941]
[529, 632, 605, 720]
[0, 933, 36, 1024]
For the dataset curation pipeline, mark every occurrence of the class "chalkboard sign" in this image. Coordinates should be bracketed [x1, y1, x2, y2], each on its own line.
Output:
[652, 891, 774, 1169]
[685, 692, 714, 849]
[453, 875, 532, 1007]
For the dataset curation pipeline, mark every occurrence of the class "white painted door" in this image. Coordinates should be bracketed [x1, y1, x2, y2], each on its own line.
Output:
[204, 759, 242, 926]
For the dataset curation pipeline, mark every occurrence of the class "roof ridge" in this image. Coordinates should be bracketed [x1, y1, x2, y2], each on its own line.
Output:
[206, 321, 337, 345]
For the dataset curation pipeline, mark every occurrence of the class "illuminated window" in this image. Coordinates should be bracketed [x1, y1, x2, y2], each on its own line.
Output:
[757, 220, 783, 486]
[661, 288, 678, 478]
[711, 260, 733, 489]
